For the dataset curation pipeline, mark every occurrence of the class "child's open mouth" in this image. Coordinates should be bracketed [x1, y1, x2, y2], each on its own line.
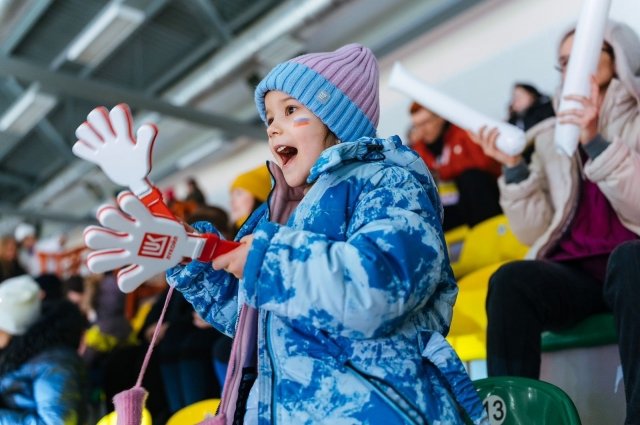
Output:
[276, 145, 298, 166]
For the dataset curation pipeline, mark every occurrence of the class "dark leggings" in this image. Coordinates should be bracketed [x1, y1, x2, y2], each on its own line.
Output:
[486, 240, 640, 424]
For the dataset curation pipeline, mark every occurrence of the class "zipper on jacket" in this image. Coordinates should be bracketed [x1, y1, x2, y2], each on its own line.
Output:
[344, 362, 427, 425]
[264, 167, 278, 424]
[266, 312, 278, 425]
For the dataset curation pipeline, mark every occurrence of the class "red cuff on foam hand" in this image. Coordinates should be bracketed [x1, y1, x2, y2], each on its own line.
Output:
[197, 234, 241, 262]
[140, 187, 175, 220]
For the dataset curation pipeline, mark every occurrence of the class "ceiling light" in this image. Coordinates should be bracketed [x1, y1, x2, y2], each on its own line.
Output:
[66, 2, 144, 66]
[176, 139, 224, 170]
[0, 84, 56, 135]
[255, 35, 305, 69]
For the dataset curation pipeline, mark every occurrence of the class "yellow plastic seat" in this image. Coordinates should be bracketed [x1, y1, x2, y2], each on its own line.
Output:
[97, 408, 152, 425]
[444, 224, 469, 267]
[447, 262, 506, 362]
[166, 398, 221, 425]
[449, 215, 528, 279]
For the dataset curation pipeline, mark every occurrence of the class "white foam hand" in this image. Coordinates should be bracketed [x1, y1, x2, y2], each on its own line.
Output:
[72, 104, 156, 197]
[84, 192, 205, 293]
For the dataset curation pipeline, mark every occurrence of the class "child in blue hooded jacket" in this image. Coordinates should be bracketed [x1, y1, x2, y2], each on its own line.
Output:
[168, 44, 486, 425]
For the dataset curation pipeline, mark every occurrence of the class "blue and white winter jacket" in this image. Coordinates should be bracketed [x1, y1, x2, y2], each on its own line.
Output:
[168, 136, 486, 424]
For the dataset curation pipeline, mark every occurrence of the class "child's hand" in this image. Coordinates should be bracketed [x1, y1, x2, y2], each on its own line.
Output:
[212, 235, 254, 279]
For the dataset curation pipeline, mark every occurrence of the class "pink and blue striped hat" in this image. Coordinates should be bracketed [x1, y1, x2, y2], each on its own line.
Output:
[255, 43, 379, 143]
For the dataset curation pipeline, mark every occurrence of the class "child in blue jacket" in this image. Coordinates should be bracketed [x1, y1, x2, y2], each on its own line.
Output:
[168, 43, 486, 425]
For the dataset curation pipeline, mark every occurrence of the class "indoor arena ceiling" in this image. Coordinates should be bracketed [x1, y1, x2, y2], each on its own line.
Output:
[0, 0, 482, 234]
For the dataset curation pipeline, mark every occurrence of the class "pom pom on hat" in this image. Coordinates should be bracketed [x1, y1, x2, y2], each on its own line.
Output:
[0, 275, 42, 335]
[255, 43, 379, 143]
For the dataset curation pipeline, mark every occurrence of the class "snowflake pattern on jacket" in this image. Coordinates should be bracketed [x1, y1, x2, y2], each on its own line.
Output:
[168, 136, 487, 425]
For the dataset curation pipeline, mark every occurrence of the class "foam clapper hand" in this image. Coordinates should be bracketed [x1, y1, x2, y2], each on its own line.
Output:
[74, 104, 239, 292]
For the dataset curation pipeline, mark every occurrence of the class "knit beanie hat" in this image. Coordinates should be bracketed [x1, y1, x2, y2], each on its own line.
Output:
[0, 275, 42, 335]
[230, 165, 272, 202]
[14, 223, 35, 243]
[255, 43, 379, 143]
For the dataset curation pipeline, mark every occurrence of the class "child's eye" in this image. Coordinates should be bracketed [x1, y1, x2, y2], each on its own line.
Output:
[266, 117, 273, 126]
[285, 105, 297, 115]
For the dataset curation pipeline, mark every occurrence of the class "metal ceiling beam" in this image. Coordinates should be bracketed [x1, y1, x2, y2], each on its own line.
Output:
[0, 55, 265, 139]
[164, 0, 341, 105]
[145, 37, 221, 95]
[193, 0, 233, 41]
[0, 0, 54, 55]
[0, 171, 32, 190]
[0, 131, 21, 158]
[0, 205, 96, 224]
[374, 0, 484, 58]
[2, 78, 75, 161]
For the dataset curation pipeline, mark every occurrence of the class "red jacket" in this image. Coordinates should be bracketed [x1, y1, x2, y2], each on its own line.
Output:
[412, 124, 501, 181]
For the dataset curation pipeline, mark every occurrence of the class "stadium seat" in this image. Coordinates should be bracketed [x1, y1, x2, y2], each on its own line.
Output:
[446, 215, 527, 279]
[96, 408, 152, 425]
[447, 262, 505, 362]
[540, 313, 624, 425]
[166, 398, 221, 425]
[469, 376, 581, 425]
[541, 313, 617, 351]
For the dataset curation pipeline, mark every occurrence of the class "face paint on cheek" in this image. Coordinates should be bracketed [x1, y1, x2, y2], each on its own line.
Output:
[293, 116, 311, 127]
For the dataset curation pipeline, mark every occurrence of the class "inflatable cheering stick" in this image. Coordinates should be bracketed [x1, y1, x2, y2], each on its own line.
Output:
[73, 104, 239, 292]
[554, 0, 611, 156]
[389, 63, 526, 157]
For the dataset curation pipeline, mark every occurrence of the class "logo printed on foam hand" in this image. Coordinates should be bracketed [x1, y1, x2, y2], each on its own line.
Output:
[84, 192, 205, 293]
[138, 233, 175, 259]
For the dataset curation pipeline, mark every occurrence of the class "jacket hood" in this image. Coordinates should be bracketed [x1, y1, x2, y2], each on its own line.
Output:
[308, 135, 432, 182]
[306, 135, 443, 222]
[558, 20, 640, 104]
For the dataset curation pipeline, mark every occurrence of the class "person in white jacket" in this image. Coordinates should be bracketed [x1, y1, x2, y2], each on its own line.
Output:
[471, 20, 640, 424]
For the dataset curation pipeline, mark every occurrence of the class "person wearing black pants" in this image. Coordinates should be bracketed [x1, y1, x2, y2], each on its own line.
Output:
[486, 241, 639, 422]
[471, 20, 640, 425]
[603, 241, 640, 423]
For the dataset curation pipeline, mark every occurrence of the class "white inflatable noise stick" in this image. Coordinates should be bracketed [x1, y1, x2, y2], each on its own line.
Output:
[389, 62, 526, 157]
[554, 0, 611, 156]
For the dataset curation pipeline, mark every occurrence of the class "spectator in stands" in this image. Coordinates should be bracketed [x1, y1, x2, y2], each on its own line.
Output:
[187, 205, 234, 241]
[228, 165, 271, 234]
[137, 205, 232, 413]
[140, 285, 223, 414]
[63, 275, 86, 313]
[0, 275, 88, 424]
[0, 236, 25, 283]
[81, 271, 135, 417]
[14, 223, 37, 277]
[507, 83, 556, 163]
[507, 83, 555, 132]
[211, 166, 272, 388]
[35, 274, 63, 301]
[409, 102, 502, 230]
[470, 21, 640, 424]
[185, 177, 206, 206]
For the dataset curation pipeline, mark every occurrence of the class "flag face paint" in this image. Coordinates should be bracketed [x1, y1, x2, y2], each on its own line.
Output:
[293, 117, 311, 127]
